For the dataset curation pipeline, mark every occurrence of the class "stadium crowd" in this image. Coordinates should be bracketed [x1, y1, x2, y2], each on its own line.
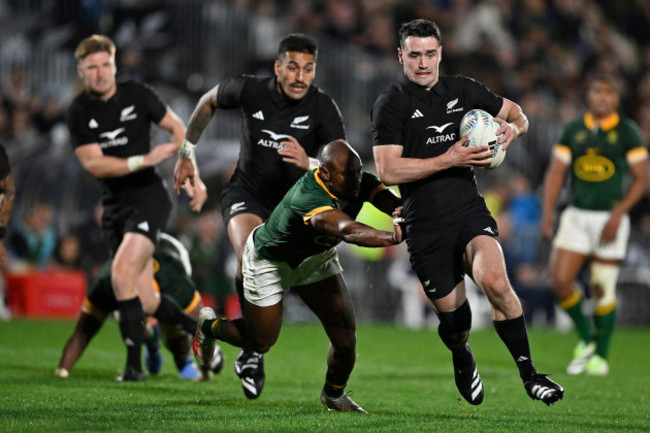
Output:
[0, 0, 649, 326]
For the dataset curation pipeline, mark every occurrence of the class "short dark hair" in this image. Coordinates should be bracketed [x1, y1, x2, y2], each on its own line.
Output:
[278, 34, 318, 59]
[588, 73, 620, 94]
[398, 19, 442, 47]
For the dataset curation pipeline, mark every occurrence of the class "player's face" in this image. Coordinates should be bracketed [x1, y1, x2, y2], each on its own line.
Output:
[398, 36, 442, 90]
[77, 51, 117, 100]
[587, 81, 619, 118]
[328, 156, 362, 200]
[274, 51, 316, 100]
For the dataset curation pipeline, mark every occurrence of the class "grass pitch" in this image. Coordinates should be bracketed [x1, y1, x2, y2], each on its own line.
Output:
[1, 319, 649, 432]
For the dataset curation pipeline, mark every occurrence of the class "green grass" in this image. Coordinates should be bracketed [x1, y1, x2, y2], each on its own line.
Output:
[1, 319, 649, 432]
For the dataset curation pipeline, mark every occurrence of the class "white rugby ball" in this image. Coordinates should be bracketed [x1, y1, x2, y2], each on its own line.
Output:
[459, 109, 506, 169]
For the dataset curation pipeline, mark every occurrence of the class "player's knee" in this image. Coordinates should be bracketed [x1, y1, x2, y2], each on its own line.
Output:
[548, 272, 573, 295]
[331, 330, 356, 355]
[591, 262, 619, 311]
[480, 275, 513, 307]
[437, 300, 472, 350]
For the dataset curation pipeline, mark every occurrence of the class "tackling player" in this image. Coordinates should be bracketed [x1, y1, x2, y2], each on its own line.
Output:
[173, 34, 346, 398]
[194, 140, 403, 412]
[371, 19, 563, 406]
[542, 74, 648, 375]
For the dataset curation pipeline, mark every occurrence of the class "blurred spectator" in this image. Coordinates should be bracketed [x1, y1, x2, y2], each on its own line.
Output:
[7, 201, 57, 272]
[52, 233, 85, 271]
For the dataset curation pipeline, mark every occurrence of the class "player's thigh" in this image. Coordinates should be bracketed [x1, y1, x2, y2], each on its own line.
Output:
[549, 247, 588, 297]
[112, 232, 155, 299]
[465, 235, 509, 292]
[295, 274, 356, 341]
[227, 213, 263, 259]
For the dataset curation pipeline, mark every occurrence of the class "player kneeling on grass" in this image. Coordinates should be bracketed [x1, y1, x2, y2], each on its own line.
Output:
[55, 233, 223, 380]
[194, 140, 403, 412]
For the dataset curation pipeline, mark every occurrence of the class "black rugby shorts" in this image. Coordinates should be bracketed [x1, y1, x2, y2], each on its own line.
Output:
[102, 186, 172, 256]
[221, 182, 275, 228]
[407, 207, 499, 300]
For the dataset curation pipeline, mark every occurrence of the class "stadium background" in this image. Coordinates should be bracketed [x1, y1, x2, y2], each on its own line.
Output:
[1, 0, 649, 326]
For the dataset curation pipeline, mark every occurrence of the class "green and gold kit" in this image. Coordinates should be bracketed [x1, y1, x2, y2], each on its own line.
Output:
[554, 112, 647, 211]
[253, 169, 387, 268]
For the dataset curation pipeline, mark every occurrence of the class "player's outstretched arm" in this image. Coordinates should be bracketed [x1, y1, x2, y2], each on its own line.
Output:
[310, 209, 402, 247]
[56, 312, 105, 377]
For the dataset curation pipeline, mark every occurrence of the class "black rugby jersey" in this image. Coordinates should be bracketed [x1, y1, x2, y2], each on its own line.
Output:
[0, 144, 10, 179]
[371, 75, 503, 228]
[66, 80, 168, 199]
[217, 75, 346, 209]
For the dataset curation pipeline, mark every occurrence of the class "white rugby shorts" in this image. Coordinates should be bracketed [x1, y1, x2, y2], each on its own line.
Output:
[242, 231, 343, 307]
[553, 206, 630, 260]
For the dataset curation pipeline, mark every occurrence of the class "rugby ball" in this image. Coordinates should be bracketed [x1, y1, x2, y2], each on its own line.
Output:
[460, 109, 506, 169]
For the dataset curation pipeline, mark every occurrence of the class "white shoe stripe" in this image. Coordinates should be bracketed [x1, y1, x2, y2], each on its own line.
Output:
[242, 377, 258, 395]
[471, 382, 483, 400]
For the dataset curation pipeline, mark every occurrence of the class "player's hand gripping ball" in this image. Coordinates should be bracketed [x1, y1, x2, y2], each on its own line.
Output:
[460, 109, 506, 169]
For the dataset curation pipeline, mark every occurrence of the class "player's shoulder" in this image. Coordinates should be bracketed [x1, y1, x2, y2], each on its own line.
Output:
[373, 81, 410, 111]
[117, 79, 158, 97]
[618, 115, 641, 131]
[289, 171, 332, 208]
[444, 74, 485, 90]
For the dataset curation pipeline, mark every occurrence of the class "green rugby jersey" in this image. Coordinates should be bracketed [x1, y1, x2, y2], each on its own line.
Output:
[554, 112, 646, 211]
[253, 169, 387, 268]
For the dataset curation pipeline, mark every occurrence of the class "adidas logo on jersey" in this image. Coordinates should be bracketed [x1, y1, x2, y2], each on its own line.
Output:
[137, 221, 150, 232]
[252, 111, 264, 120]
[89, 118, 98, 129]
[483, 226, 495, 235]
[411, 109, 424, 119]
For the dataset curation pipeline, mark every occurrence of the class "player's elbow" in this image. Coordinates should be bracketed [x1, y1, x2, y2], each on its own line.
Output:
[375, 165, 397, 186]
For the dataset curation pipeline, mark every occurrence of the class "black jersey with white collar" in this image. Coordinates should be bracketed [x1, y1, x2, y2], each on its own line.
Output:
[371, 75, 503, 229]
[66, 80, 168, 199]
[217, 75, 346, 209]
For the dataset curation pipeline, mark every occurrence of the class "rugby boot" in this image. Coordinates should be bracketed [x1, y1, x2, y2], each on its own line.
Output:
[524, 373, 564, 405]
[235, 349, 265, 399]
[566, 341, 595, 375]
[320, 390, 368, 414]
[452, 343, 484, 405]
[193, 307, 217, 374]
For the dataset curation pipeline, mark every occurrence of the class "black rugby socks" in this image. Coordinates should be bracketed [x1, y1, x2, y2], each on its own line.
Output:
[117, 297, 145, 372]
[493, 315, 536, 381]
